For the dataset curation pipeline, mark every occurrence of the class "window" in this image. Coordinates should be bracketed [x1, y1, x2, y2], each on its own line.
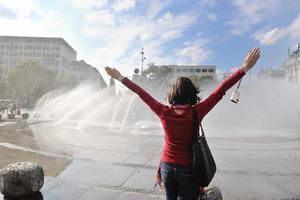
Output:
[202, 69, 207, 72]
[208, 69, 214, 72]
[189, 68, 194, 72]
[182, 68, 188, 72]
[195, 69, 201, 72]
[176, 69, 181, 72]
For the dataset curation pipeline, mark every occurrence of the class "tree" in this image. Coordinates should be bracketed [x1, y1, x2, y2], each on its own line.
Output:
[0, 81, 10, 98]
[56, 71, 78, 89]
[5, 60, 56, 107]
[143, 65, 172, 80]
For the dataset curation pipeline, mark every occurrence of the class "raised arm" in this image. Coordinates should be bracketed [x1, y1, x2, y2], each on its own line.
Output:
[105, 67, 164, 116]
[196, 48, 260, 121]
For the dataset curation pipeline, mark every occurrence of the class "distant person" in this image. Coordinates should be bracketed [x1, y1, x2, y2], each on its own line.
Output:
[105, 48, 260, 200]
[12, 102, 16, 114]
[0, 101, 5, 114]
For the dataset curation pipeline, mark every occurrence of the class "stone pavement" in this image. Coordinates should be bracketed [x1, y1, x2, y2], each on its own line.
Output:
[1, 121, 300, 199]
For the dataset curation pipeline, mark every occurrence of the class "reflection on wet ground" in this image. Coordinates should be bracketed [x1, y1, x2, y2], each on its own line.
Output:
[1, 119, 300, 199]
[0, 119, 71, 177]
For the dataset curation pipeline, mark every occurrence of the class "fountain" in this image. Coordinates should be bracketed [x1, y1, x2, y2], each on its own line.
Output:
[19, 74, 300, 199]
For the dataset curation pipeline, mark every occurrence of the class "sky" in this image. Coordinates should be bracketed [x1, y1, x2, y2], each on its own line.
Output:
[0, 0, 300, 81]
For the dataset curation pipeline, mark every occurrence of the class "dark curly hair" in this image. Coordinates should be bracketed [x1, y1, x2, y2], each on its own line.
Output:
[167, 77, 201, 105]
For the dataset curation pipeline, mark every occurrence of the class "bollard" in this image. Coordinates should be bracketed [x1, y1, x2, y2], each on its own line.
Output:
[0, 162, 44, 198]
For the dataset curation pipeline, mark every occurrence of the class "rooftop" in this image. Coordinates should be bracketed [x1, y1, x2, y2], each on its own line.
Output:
[0, 35, 77, 53]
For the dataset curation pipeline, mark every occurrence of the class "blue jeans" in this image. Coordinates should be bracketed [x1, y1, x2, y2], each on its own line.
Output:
[160, 162, 199, 200]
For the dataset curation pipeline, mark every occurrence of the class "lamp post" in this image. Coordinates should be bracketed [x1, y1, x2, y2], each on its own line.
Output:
[140, 48, 146, 75]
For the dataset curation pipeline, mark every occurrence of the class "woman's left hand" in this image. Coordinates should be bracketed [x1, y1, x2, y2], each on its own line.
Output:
[105, 67, 123, 80]
[242, 48, 261, 73]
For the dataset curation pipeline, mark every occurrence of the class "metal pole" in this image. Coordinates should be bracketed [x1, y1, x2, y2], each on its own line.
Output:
[140, 48, 144, 75]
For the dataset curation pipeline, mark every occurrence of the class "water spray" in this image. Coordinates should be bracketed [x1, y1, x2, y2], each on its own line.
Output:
[230, 78, 242, 103]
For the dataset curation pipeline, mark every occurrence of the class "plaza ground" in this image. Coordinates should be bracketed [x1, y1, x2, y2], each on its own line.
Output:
[0, 118, 300, 200]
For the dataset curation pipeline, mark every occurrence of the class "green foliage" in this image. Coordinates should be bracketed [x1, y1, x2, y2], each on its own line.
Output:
[5, 60, 56, 106]
[0, 81, 9, 98]
[56, 72, 78, 89]
[187, 74, 214, 88]
[143, 65, 172, 80]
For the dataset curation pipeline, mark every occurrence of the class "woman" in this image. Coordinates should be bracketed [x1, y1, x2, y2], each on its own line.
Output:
[105, 48, 260, 200]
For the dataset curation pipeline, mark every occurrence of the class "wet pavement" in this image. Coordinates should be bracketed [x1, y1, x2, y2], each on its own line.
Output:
[1, 118, 300, 199]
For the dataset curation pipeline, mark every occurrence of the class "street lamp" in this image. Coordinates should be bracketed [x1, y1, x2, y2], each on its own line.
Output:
[140, 48, 146, 75]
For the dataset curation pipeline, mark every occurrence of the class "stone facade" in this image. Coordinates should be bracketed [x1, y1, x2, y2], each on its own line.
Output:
[149, 64, 217, 81]
[0, 36, 77, 79]
[68, 60, 107, 88]
[281, 44, 300, 83]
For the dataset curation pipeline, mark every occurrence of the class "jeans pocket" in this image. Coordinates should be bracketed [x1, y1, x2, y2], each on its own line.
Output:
[160, 168, 169, 182]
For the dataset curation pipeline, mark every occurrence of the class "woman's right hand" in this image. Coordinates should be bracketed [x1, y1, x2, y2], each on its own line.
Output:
[241, 48, 261, 73]
[105, 66, 124, 81]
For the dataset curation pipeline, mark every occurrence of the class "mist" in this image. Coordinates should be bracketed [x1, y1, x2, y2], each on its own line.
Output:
[32, 76, 300, 139]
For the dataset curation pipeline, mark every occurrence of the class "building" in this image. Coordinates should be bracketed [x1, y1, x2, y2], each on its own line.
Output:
[68, 60, 107, 88]
[257, 67, 284, 79]
[0, 36, 77, 79]
[149, 64, 217, 81]
[281, 43, 300, 83]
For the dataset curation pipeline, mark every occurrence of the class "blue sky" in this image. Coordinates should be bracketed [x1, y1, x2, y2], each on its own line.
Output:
[0, 0, 300, 80]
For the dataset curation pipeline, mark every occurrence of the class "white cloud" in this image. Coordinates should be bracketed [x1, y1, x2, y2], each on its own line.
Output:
[145, 12, 197, 42]
[0, 0, 39, 19]
[201, 0, 216, 7]
[176, 37, 212, 64]
[0, 10, 67, 37]
[255, 15, 300, 45]
[206, 13, 217, 21]
[146, 0, 170, 20]
[254, 28, 284, 46]
[228, 0, 282, 35]
[288, 15, 300, 41]
[0, 0, 211, 79]
[82, 10, 200, 72]
[85, 10, 115, 25]
[113, 0, 136, 12]
[180, 46, 208, 63]
[70, 0, 108, 9]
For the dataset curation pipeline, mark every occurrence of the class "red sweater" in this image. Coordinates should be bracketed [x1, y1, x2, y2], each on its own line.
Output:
[122, 68, 246, 165]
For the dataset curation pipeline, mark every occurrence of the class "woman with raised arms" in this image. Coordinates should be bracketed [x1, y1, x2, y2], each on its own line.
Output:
[105, 48, 260, 200]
